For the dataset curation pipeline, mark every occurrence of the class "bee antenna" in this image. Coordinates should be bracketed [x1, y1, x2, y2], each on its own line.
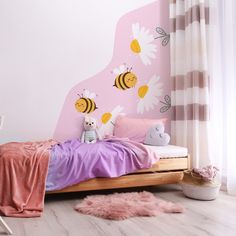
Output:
[77, 94, 81, 98]
[129, 67, 132, 72]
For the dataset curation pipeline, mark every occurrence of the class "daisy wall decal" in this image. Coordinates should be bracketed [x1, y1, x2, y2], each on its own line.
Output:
[130, 23, 157, 65]
[99, 105, 124, 137]
[137, 75, 163, 114]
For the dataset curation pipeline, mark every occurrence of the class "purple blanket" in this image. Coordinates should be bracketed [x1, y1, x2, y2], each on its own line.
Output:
[46, 137, 159, 191]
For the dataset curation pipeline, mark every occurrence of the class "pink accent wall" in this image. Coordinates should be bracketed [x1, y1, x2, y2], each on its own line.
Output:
[53, 0, 170, 142]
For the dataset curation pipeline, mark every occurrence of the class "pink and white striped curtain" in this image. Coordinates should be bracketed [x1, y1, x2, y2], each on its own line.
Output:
[169, 0, 211, 168]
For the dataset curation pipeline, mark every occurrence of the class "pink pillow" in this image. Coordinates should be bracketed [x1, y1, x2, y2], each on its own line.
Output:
[114, 116, 167, 143]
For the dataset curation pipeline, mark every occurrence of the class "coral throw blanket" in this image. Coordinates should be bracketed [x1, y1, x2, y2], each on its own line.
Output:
[0, 140, 56, 217]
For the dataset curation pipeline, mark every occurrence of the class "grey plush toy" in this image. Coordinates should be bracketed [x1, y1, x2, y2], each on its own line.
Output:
[81, 116, 102, 144]
[144, 123, 170, 146]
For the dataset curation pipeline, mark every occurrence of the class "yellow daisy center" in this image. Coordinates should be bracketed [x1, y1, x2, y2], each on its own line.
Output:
[130, 39, 141, 53]
[101, 112, 112, 124]
[138, 85, 149, 98]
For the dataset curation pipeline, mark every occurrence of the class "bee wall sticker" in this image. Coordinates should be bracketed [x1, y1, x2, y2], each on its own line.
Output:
[112, 64, 138, 90]
[75, 90, 98, 114]
[154, 27, 170, 46]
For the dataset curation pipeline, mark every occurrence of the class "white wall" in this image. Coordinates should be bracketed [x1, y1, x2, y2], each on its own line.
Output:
[0, 0, 155, 143]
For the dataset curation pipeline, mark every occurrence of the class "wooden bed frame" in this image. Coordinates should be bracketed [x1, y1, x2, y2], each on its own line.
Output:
[46, 155, 190, 194]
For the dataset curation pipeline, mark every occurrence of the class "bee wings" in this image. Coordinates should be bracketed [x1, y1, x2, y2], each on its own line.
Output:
[83, 89, 96, 99]
[113, 64, 126, 75]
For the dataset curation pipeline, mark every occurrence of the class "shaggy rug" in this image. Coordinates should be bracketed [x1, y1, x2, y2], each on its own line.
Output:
[75, 191, 184, 220]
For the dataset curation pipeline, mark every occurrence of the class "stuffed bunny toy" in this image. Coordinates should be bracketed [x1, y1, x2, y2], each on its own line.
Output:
[81, 116, 102, 144]
[144, 123, 170, 146]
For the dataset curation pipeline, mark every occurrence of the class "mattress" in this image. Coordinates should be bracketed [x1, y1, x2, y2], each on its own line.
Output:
[144, 145, 188, 159]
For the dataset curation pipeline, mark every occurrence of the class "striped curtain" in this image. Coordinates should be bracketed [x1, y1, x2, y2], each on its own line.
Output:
[169, 0, 210, 168]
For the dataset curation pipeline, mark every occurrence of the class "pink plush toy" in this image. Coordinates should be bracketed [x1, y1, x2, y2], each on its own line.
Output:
[192, 165, 219, 182]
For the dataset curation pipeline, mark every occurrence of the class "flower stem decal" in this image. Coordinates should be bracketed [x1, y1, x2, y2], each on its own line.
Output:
[155, 27, 170, 46]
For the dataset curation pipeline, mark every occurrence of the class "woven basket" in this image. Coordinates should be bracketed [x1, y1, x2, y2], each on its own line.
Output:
[181, 170, 221, 200]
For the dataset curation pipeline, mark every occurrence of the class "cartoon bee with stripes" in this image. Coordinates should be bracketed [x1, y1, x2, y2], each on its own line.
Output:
[75, 90, 98, 114]
[113, 64, 137, 90]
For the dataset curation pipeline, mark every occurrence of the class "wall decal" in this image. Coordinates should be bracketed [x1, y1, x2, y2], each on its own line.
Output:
[99, 105, 124, 137]
[160, 95, 171, 113]
[137, 75, 163, 114]
[75, 90, 98, 114]
[113, 64, 137, 90]
[53, 1, 171, 142]
[154, 27, 170, 46]
[130, 23, 156, 66]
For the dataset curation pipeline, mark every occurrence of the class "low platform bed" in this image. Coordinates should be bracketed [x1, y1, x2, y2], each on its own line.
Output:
[47, 146, 190, 194]
[0, 140, 190, 218]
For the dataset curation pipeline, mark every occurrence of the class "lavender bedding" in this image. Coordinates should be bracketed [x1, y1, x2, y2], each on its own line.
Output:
[46, 137, 159, 191]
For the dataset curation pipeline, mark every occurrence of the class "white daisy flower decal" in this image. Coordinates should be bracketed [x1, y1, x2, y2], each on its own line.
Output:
[99, 105, 124, 137]
[130, 23, 157, 65]
[137, 75, 163, 114]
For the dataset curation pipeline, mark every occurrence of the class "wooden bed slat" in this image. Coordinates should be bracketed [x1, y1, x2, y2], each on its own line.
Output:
[46, 171, 184, 194]
[135, 157, 188, 173]
[46, 156, 189, 194]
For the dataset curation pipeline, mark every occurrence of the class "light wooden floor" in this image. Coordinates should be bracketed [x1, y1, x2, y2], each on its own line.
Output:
[1, 184, 236, 236]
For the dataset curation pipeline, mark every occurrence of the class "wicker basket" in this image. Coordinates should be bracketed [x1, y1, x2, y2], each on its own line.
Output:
[180, 170, 221, 200]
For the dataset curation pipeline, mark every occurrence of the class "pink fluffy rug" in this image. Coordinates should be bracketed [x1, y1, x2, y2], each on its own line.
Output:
[75, 191, 184, 220]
